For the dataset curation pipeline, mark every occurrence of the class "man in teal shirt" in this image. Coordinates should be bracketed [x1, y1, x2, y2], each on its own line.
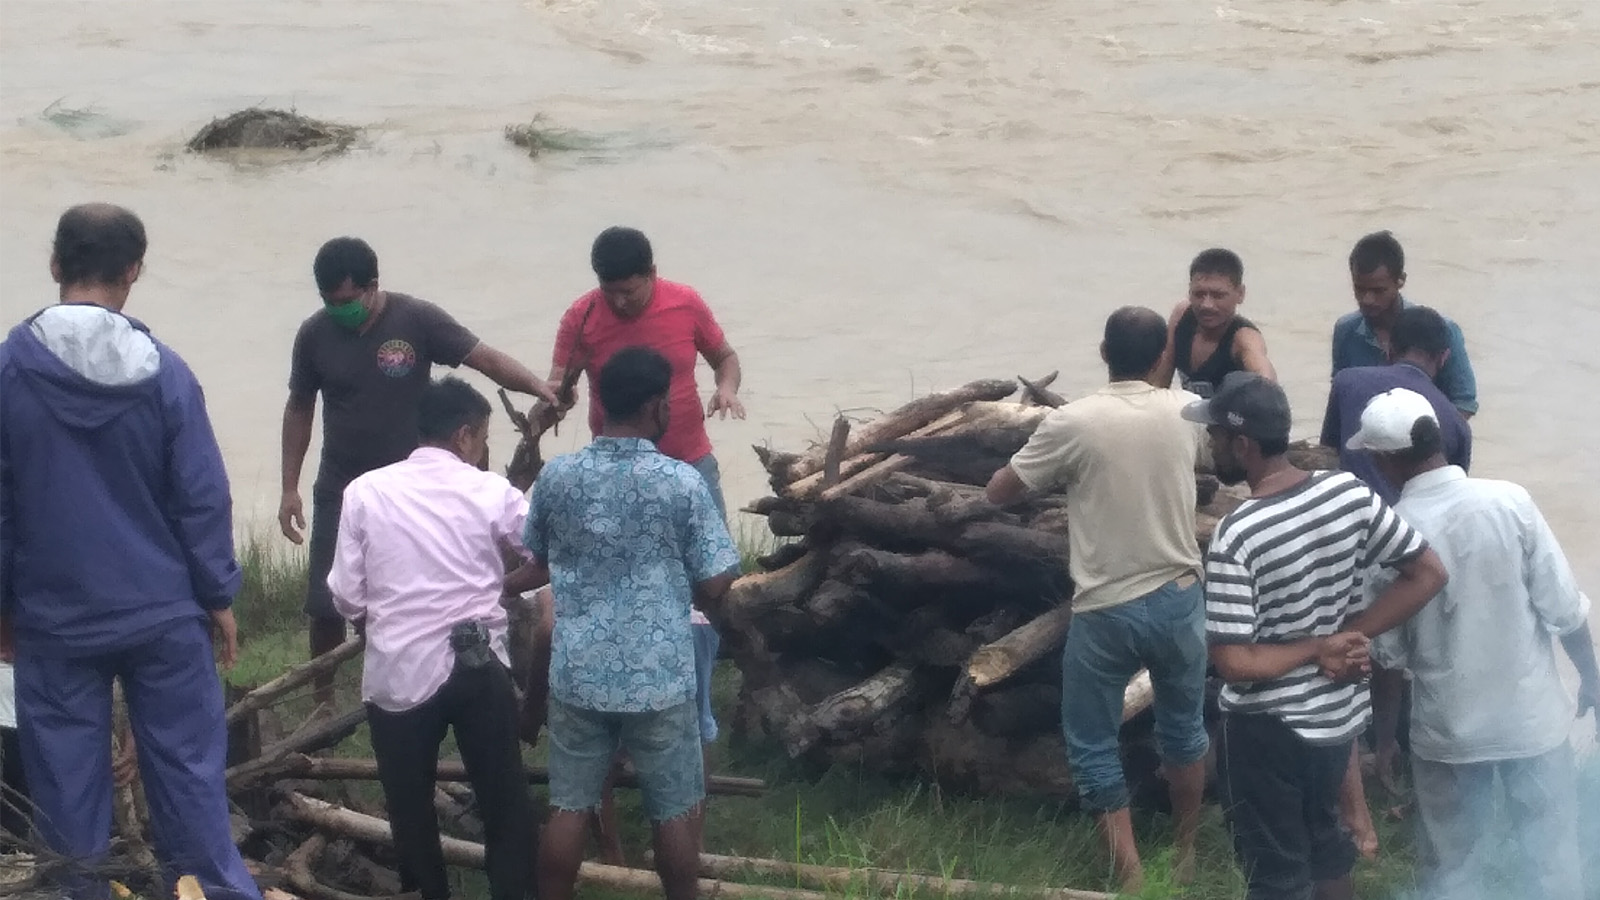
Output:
[1331, 231, 1477, 417]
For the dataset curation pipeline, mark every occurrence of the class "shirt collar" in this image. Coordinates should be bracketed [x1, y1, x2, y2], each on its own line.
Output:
[1101, 380, 1157, 395]
[1399, 464, 1466, 500]
[410, 446, 466, 465]
[1353, 295, 1411, 340]
[591, 435, 661, 454]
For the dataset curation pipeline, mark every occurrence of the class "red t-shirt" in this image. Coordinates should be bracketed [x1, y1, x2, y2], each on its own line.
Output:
[553, 279, 726, 463]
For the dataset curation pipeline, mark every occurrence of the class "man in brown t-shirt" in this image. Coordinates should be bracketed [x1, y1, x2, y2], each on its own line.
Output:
[279, 237, 556, 705]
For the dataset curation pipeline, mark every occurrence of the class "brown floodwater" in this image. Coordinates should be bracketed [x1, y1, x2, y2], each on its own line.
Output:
[3, 1, 1597, 711]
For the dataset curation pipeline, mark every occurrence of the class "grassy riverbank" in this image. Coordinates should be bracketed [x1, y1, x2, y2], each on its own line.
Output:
[230, 539, 1598, 900]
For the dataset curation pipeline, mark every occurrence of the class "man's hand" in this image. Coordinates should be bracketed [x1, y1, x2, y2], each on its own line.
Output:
[208, 608, 239, 670]
[706, 387, 746, 420]
[1578, 676, 1600, 741]
[1317, 631, 1372, 682]
[278, 490, 306, 544]
[530, 399, 571, 434]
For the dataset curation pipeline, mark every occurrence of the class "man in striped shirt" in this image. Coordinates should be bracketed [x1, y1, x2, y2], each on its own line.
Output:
[1182, 372, 1447, 900]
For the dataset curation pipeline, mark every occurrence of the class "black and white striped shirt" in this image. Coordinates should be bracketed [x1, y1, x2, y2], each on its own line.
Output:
[1205, 471, 1427, 744]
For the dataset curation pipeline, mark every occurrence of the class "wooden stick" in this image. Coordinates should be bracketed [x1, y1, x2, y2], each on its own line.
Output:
[785, 410, 967, 499]
[284, 835, 420, 900]
[821, 417, 851, 489]
[965, 605, 1074, 690]
[1121, 670, 1154, 723]
[226, 638, 364, 726]
[225, 706, 367, 789]
[286, 794, 828, 900]
[275, 755, 766, 797]
[690, 853, 1115, 900]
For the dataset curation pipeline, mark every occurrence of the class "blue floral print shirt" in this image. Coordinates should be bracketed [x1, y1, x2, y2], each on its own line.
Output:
[524, 436, 740, 713]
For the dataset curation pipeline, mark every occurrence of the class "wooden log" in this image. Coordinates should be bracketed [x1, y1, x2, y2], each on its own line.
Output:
[284, 835, 419, 900]
[274, 755, 767, 797]
[1017, 372, 1067, 409]
[966, 604, 1074, 689]
[1122, 670, 1154, 723]
[836, 546, 989, 597]
[781, 664, 921, 755]
[226, 638, 364, 726]
[692, 853, 1114, 900]
[780, 379, 1017, 485]
[720, 548, 830, 633]
[954, 521, 1069, 570]
[821, 416, 851, 488]
[787, 409, 968, 500]
[288, 794, 829, 900]
[225, 705, 367, 789]
[755, 540, 811, 572]
[971, 682, 1059, 738]
[803, 578, 870, 626]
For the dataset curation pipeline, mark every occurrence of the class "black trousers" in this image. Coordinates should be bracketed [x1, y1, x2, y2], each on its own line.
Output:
[368, 662, 536, 900]
[1, 726, 29, 840]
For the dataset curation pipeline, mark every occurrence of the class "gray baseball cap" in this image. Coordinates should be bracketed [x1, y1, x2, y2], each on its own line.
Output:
[1180, 371, 1292, 442]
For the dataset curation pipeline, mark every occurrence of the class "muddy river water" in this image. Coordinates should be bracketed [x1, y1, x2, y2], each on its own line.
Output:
[2, 1, 1598, 702]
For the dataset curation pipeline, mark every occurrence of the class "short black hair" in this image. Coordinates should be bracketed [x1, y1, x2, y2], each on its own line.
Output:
[1350, 231, 1404, 277]
[52, 203, 147, 287]
[1391, 415, 1443, 465]
[1103, 306, 1169, 379]
[313, 237, 379, 294]
[418, 376, 492, 443]
[591, 227, 653, 283]
[1189, 248, 1243, 286]
[1390, 305, 1450, 357]
[599, 346, 671, 421]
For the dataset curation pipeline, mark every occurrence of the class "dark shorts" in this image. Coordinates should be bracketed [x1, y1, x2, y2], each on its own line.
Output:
[303, 494, 343, 620]
[1217, 713, 1357, 900]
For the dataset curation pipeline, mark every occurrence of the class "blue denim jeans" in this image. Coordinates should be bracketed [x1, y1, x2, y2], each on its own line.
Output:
[691, 622, 721, 742]
[1412, 742, 1583, 900]
[1060, 576, 1210, 812]
[546, 698, 706, 823]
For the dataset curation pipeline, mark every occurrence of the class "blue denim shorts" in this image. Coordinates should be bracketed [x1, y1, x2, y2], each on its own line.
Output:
[546, 698, 706, 823]
[692, 622, 721, 743]
[1060, 576, 1210, 812]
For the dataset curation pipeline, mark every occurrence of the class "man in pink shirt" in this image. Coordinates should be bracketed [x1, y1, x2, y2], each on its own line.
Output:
[328, 377, 538, 900]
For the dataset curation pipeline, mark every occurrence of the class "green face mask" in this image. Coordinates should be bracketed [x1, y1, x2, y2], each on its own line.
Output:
[325, 298, 369, 330]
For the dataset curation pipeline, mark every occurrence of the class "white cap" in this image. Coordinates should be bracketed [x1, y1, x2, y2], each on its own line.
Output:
[1346, 388, 1439, 452]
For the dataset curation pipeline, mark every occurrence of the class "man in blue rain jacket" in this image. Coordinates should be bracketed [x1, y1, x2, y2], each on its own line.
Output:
[0, 203, 261, 900]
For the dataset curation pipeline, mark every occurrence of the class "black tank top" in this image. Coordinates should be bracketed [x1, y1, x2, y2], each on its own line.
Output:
[1174, 308, 1257, 391]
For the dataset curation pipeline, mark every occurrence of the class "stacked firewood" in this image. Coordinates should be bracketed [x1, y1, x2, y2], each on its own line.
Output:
[708, 375, 1334, 800]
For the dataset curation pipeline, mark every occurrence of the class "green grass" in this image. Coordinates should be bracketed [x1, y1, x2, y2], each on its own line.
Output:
[230, 540, 1597, 900]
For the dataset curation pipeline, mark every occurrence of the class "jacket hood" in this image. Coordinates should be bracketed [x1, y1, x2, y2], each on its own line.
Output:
[5, 304, 164, 430]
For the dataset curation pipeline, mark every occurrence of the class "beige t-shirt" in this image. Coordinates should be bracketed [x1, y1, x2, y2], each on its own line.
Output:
[1009, 381, 1203, 613]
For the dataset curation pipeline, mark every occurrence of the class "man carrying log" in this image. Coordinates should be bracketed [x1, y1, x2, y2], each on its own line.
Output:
[1153, 248, 1277, 393]
[1332, 230, 1477, 418]
[524, 347, 740, 900]
[0, 204, 262, 899]
[1350, 388, 1598, 900]
[327, 376, 539, 900]
[1184, 373, 1448, 900]
[279, 236, 557, 707]
[985, 307, 1211, 893]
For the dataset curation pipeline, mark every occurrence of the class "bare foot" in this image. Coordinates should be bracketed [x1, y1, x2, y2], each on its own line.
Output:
[1173, 845, 1197, 885]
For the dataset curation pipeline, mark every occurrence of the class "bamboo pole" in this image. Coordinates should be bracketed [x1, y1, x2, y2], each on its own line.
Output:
[275, 755, 766, 797]
[689, 853, 1116, 900]
[286, 795, 828, 900]
[226, 638, 364, 726]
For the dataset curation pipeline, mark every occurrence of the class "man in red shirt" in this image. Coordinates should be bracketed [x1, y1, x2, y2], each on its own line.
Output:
[543, 227, 744, 513]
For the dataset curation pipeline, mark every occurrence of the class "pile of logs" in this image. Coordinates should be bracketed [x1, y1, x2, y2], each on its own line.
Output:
[709, 375, 1334, 800]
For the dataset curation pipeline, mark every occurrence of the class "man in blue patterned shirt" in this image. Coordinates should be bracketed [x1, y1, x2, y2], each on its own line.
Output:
[524, 345, 740, 900]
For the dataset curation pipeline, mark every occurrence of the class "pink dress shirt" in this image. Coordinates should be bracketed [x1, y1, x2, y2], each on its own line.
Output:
[328, 446, 530, 712]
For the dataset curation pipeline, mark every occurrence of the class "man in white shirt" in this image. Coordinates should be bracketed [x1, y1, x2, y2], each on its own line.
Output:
[1349, 388, 1599, 900]
[328, 377, 540, 900]
[0, 661, 26, 840]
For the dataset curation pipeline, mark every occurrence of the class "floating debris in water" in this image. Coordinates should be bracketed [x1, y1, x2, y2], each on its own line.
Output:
[36, 99, 137, 139]
[186, 108, 358, 154]
[503, 115, 593, 157]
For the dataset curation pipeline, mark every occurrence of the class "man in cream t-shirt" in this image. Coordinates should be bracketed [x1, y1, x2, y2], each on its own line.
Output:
[986, 307, 1209, 893]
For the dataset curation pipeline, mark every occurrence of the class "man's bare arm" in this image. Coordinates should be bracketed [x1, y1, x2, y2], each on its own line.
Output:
[703, 342, 745, 419]
[279, 395, 316, 543]
[1210, 632, 1369, 683]
[1234, 328, 1279, 382]
[463, 343, 559, 405]
[1344, 548, 1448, 638]
[984, 465, 1031, 507]
[1149, 301, 1187, 389]
[693, 571, 738, 609]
